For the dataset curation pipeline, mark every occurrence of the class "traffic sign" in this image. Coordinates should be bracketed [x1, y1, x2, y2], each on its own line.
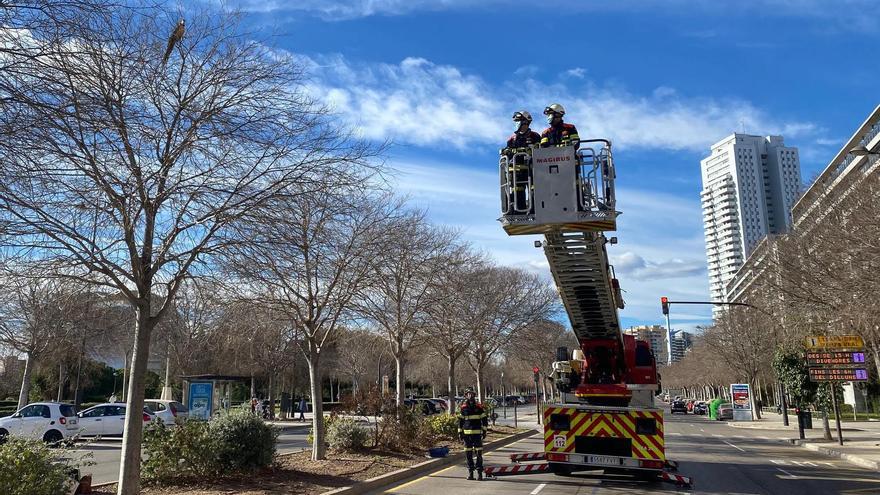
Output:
[805, 351, 866, 368]
[805, 335, 865, 350]
[808, 368, 868, 382]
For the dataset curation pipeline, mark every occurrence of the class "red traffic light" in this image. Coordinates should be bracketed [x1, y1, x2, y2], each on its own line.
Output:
[661, 297, 669, 315]
[532, 366, 540, 374]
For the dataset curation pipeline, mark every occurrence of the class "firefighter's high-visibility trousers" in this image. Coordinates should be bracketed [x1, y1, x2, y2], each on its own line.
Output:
[463, 434, 483, 471]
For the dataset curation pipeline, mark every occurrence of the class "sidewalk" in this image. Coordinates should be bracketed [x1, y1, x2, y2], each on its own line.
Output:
[727, 410, 880, 469]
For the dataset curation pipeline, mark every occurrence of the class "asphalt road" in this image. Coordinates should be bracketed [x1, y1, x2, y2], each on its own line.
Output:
[373, 407, 880, 495]
[69, 424, 309, 485]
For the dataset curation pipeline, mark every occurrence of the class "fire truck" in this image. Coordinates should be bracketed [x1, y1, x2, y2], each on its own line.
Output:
[488, 140, 692, 488]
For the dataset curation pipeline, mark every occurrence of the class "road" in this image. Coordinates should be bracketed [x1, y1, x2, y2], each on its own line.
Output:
[70, 424, 309, 485]
[373, 406, 880, 495]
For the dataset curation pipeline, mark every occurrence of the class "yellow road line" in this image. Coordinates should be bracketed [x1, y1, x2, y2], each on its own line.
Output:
[382, 465, 457, 494]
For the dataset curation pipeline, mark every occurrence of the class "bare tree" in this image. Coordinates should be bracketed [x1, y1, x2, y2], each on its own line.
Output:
[222, 189, 396, 460]
[466, 267, 558, 403]
[357, 210, 458, 406]
[0, 275, 77, 408]
[423, 248, 488, 414]
[0, 3, 375, 492]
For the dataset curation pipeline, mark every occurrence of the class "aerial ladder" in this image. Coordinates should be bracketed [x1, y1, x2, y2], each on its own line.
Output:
[486, 140, 692, 488]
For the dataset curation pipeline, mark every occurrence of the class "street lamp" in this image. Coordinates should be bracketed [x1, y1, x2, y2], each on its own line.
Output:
[849, 145, 880, 157]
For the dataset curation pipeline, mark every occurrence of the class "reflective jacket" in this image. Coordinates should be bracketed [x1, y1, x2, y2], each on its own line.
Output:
[540, 122, 580, 148]
[507, 129, 541, 149]
[459, 400, 488, 436]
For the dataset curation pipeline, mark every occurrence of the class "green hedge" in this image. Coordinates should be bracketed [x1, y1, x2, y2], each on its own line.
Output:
[0, 439, 75, 495]
[142, 409, 278, 484]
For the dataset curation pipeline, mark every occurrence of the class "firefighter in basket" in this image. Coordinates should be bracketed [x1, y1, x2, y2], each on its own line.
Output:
[540, 102, 580, 149]
[459, 387, 489, 481]
[501, 110, 540, 213]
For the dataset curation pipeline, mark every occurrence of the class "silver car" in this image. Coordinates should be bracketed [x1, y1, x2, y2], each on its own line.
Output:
[144, 400, 189, 426]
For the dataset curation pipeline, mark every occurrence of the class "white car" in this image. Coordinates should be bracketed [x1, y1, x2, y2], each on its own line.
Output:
[0, 402, 79, 444]
[76, 403, 156, 437]
[144, 400, 189, 426]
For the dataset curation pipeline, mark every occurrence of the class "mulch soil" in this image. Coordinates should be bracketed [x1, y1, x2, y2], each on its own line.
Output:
[91, 425, 524, 495]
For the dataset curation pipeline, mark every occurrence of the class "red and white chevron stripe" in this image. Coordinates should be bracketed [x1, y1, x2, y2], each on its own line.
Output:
[484, 463, 550, 476]
[510, 452, 546, 462]
[660, 471, 692, 486]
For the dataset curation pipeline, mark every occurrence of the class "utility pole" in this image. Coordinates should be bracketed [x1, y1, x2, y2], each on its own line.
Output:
[533, 367, 541, 425]
[831, 382, 844, 445]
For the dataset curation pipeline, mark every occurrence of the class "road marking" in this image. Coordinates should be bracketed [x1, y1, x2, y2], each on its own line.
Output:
[722, 440, 746, 452]
[758, 436, 769, 440]
[668, 432, 683, 436]
[382, 465, 456, 493]
[822, 462, 834, 467]
[530, 483, 547, 494]
[712, 434, 722, 437]
[770, 459, 785, 465]
[777, 468, 797, 478]
[700, 428, 705, 432]
[803, 461, 817, 467]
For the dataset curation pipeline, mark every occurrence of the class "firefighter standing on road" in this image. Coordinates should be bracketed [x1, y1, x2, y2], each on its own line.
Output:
[459, 387, 489, 480]
[540, 103, 580, 149]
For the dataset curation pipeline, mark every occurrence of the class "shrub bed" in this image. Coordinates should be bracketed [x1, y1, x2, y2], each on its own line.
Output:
[142, 409, 278, 484]
[0, 439, 77, 495]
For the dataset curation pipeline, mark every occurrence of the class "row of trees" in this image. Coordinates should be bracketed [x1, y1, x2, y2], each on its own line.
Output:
[0, 2, 563, 494]
[664, 166, 880, 418]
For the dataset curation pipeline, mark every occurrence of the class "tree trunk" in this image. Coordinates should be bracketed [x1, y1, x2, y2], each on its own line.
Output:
[268, 374, 275, 420]
[446, 354, 457, 415]
[117, 304, 155, 495]
[822, 410, 832, 441]
[872, 346, 880, 382]
[56, 362, 65, 402]
[308, 352, 326, 460]
[122, 351, 129, 401]
[395, 354, 406, 407]
[475, 360, 485, 404]
[250, 374, 255, 399]
[17, 352, 34, 409]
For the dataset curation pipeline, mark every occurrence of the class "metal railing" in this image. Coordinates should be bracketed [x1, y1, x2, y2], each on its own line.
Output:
[499, 139, 616, 216]
[499, 149, 533, 215]
[577, 139, 616, 213]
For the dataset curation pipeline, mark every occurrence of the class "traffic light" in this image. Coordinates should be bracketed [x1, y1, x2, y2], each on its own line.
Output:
[532, 366, 540, 381]
[661, 297, 669, 316]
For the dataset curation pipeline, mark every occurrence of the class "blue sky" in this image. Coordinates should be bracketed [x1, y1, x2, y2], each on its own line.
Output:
[219, 0, 878, 331]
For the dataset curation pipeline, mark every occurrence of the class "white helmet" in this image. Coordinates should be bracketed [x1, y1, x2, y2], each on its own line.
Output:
[544, 103, 565, 124]
[513, 110, 532, 128]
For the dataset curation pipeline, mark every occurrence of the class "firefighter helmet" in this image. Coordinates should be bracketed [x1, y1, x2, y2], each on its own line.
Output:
[544, 103, 565, 116]
[513, 110, 532, 124]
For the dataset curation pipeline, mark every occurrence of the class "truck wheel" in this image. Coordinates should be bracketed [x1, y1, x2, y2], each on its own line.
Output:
[549, 463, 572, 476]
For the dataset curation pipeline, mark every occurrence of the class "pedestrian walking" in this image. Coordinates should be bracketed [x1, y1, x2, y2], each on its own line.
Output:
[298, 396, 307, 421]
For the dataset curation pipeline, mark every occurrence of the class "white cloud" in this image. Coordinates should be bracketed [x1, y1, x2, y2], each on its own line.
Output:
[303, 54, 823, 153]
[225, 0, 880, 33]
[564, 67, 587, 79]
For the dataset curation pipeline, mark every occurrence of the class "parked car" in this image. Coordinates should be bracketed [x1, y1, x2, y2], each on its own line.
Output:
[427, 398, 448, 412]
[717, 403, 734, 421]
[144, 400, 189, 426]
[693, 401, 708, 415]
[670, 400, 688, 414]
[0, 402, 79, 444]
[415, 398, 440, 415]
[76, 403, 156, 437]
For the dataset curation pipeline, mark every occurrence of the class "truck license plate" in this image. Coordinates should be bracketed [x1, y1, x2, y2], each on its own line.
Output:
[586, 455, 620, 466]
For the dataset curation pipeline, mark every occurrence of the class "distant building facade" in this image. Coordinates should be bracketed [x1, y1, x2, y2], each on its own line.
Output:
[700, 133, 801, 314]
[727, 105, 880, 305]
[624, 325, 668, 365]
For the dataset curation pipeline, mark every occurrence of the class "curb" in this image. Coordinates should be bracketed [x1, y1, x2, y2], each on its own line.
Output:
[321, 428, 539, 495]
[726, 421, 862, 432]
[788, 438, 880, 470]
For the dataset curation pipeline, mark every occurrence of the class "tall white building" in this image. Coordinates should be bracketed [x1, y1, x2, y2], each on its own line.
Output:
[700, 134, 801, 310]
[623, 325, 668, 365]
